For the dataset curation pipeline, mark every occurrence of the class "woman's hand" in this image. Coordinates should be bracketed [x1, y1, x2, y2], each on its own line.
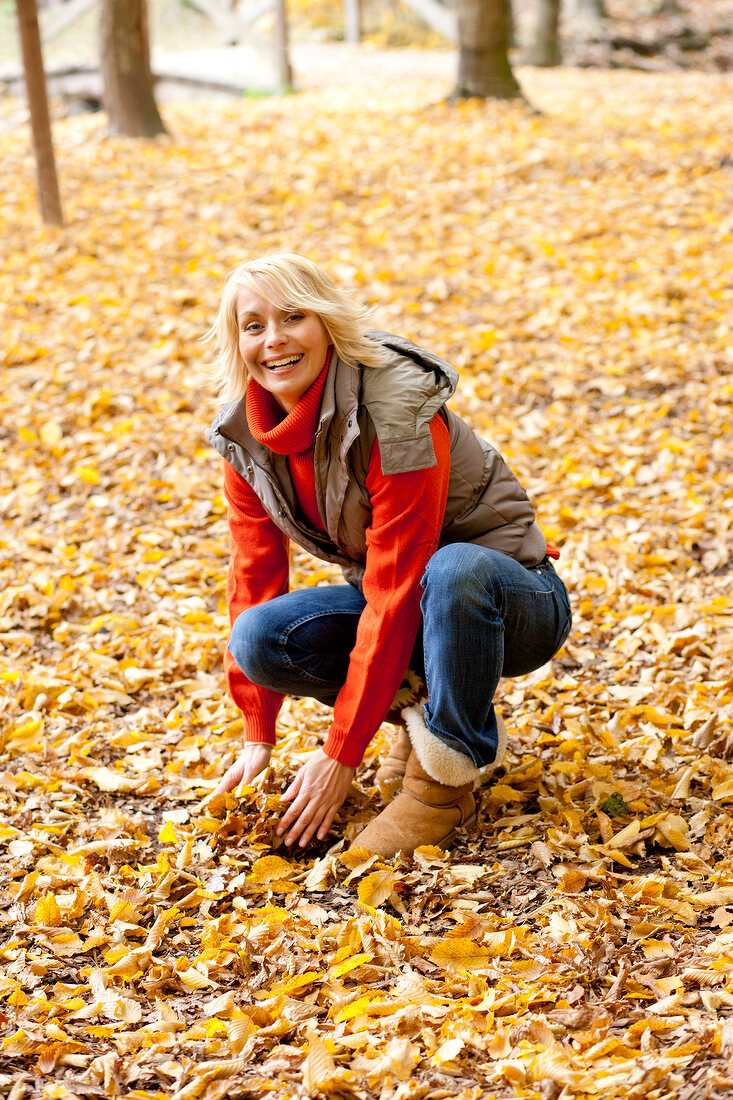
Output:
[277, 748, 356, 849]
[214, 742, 273, 795]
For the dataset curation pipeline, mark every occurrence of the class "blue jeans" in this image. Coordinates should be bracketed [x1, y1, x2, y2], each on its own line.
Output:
[228, 544, 571, 768]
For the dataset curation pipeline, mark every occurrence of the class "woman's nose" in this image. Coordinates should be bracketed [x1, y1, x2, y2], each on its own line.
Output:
[265, 322, 287, 346]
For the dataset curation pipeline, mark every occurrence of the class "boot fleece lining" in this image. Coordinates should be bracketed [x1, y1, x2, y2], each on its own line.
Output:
[402, 706, 507, 786]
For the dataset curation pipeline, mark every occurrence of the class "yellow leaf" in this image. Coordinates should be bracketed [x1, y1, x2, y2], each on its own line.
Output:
[693, 887, 733, 908]
[34, 894, 63, 927]
[412, 845, 449, 863]
[228, 1010, 255, 1053]
[589, 844, 635, 868]
[641, 939, 676, 959]
[3, 714, 44, 750]
[430, 938, 491, 969]
[654, 814, 690, 851]
[476, 328, 497, 350]
[178, 967, 213, 990]
[203, 991, 235, 1018]
[329, 952, 375, 979]
[333, 993, 379, 1023]
[105, 948, 151, 980]
[79, 767, 140, 793]
[267, 971, 322, 996]
[488, 783, 526, 802]
[204, 1018, 227, 1036]
[357, 870, 399, 908]
[40, 422, 63, 447]
[482, 929, 516, 957]
[302, 1031, 338, 1095]
[73, 465, 101, 484]
[248, 855, 296, 884]
[433, 1036, 464, 1064]
[108, 900, 139, 924]
[158, 821, 178, 844]
[338, 846, 379, 870]
[712, 778, 733, 801]
[607, 819, 641, 848]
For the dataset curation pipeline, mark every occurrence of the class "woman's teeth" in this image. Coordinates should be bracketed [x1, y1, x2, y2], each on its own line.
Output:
[266, 355, 302, 372]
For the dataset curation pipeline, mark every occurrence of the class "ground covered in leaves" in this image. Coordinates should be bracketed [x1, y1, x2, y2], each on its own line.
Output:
[1, 63, 733, 1100]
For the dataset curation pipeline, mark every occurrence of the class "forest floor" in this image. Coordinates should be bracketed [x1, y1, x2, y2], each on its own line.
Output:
[1, 59, 733, 1100]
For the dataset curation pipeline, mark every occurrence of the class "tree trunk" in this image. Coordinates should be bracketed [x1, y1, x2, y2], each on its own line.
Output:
[525, 0, 562, 66]
[344, 0, 361, 44]
[99, 0, 167, 137]
[273, 0, 293, 90]
[16, 0, 64, 225]
[452, 0, 522, 100]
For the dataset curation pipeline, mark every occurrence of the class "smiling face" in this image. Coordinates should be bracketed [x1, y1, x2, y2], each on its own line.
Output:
[236, 284, 330, 414]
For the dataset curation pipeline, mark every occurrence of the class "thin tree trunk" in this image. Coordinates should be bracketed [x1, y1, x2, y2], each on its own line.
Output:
[344, 0, 361, 44]
[452, 0, 522, 100]
[273, 0, 293, 90]
[16, 0, 64, 225]
[99, 0, 167, 137]
[525, 0, 562, 66]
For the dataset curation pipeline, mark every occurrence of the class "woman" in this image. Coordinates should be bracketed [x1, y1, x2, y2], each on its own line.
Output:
[206, 253, 571, 858]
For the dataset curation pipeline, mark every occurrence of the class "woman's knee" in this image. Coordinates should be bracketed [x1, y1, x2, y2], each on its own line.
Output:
[422, 543, 508, 602]
[228, 604, 276, 682]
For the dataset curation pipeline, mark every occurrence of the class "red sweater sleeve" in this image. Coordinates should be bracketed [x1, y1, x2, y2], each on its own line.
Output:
[223, 460, 289, 744]
[323, 415, 451, 767]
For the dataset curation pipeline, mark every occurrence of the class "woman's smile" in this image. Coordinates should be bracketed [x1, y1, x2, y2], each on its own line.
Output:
[263, 353, 304, 373]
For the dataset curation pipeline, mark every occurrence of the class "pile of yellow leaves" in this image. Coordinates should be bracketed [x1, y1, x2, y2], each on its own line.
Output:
[1, 64, 733, 1099]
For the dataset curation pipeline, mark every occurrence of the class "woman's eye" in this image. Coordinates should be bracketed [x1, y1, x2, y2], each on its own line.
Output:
[287, 313, 304, 322]
[243, 322, 262, 333]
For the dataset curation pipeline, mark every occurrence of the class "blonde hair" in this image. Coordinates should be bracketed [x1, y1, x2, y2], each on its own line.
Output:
[205, 253, 390, 403]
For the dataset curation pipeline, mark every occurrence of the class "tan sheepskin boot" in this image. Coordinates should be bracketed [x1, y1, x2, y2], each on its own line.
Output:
[353, 750, 476, 858]
[375, 726, 412, 801]
[375, 707, 507, 803]
[353, 707, 509, 857]
[353, 707, 502, 858]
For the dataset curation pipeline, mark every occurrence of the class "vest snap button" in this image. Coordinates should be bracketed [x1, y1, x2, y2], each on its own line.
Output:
[347, 418, 352, 427]
[227, 443, 234, 450]
[246, 465, 253, 475]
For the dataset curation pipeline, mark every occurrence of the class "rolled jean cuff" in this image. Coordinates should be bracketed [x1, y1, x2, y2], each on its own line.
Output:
[422, 703, 494, 767]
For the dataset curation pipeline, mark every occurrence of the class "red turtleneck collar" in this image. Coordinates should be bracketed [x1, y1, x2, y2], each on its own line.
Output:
[246, 348, 332, 456]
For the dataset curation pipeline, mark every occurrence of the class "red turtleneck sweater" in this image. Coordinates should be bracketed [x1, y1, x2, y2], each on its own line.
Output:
[222, 356, 451, 768]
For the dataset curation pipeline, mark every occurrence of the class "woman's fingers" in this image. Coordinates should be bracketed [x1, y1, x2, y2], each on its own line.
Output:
[296, 808, 329, 849]
[261, 749, 354, 848]
[214, 760, 244, 795]
[281, 770, 303, 804]
[316, 804, 339, 842]
[278, 785, 317, 842]
[281, 786, 343, 848]
[215, 743, 273, 795]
